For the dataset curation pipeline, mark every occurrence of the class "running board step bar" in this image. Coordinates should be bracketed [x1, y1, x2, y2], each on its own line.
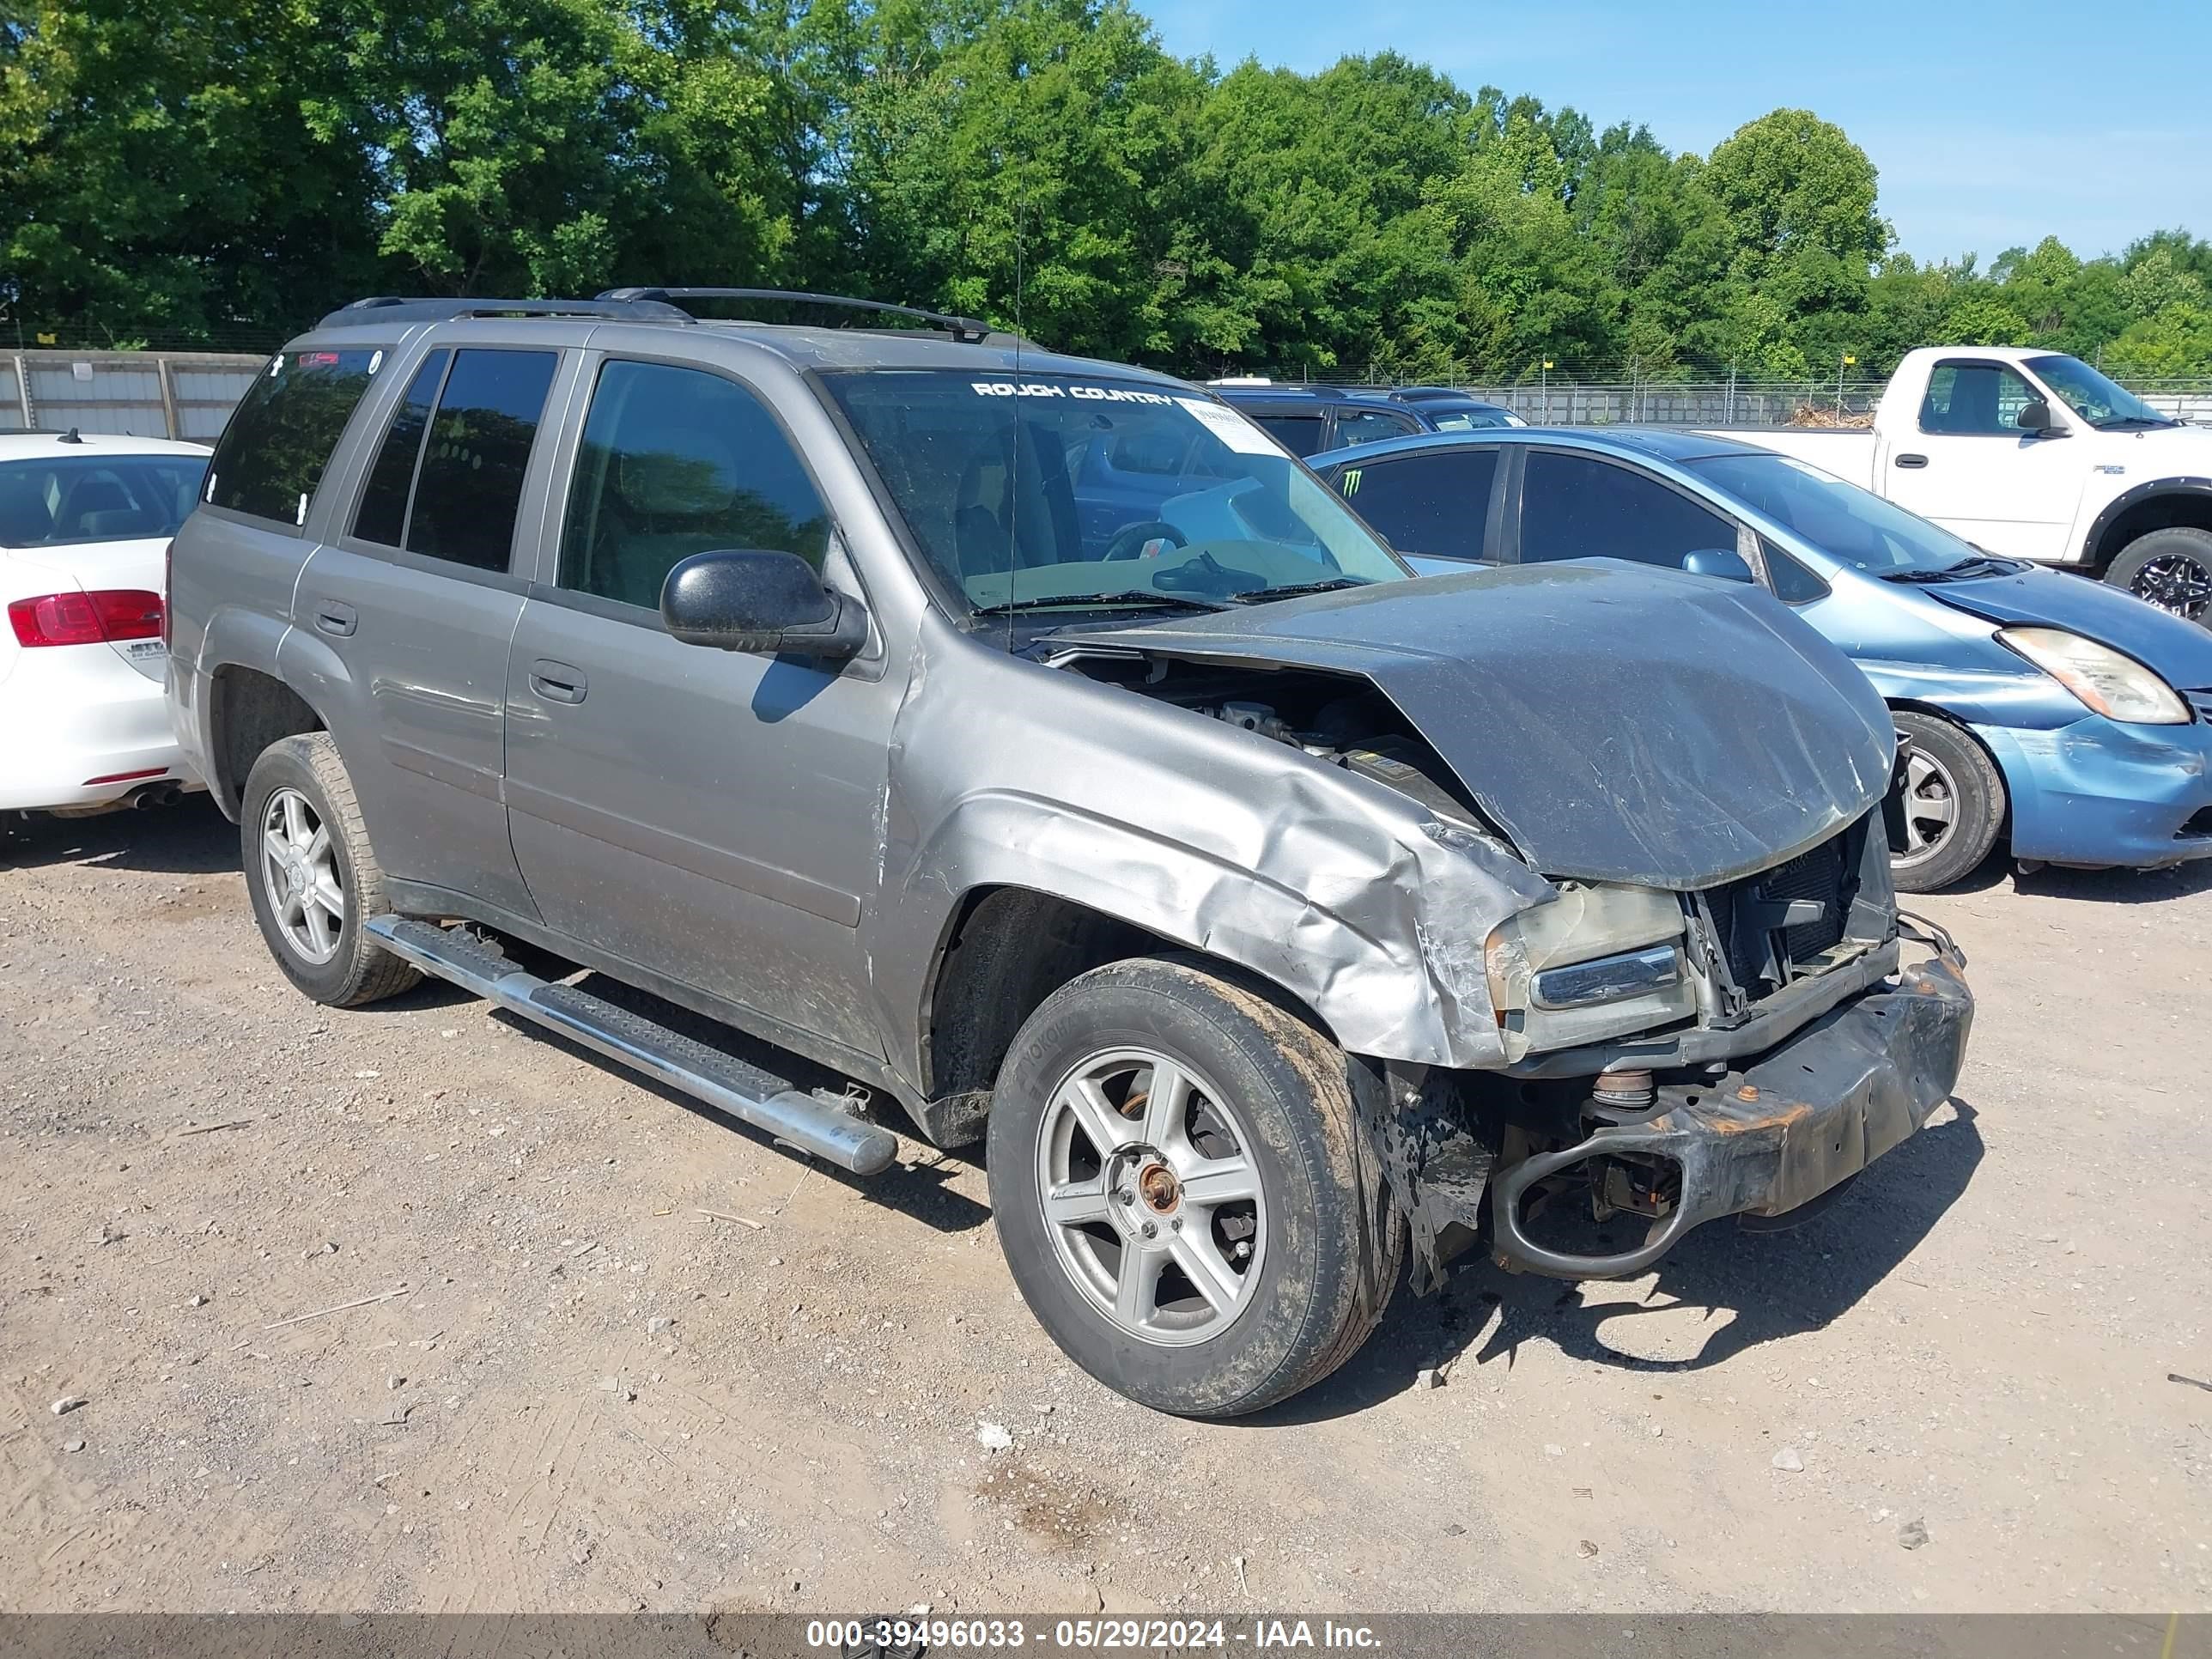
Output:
[365, 915, 900, 1176]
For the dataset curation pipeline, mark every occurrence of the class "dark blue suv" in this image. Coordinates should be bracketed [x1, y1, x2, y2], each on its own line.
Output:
[1209, 382, 1523, 457]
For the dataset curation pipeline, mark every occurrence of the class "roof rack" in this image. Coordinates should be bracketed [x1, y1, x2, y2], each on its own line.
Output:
[596, 287, 994, 344]
[317, 295, 695, 328]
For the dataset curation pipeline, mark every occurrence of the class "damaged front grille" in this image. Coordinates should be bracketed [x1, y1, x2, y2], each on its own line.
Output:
[1696, 824, 1863, 1007]
[1765, 835, 1850, 961]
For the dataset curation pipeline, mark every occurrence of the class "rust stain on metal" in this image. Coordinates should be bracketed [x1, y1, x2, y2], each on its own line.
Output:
[1700, 1098, 1816, 1136]
[1138, 1162, 1179, 1213]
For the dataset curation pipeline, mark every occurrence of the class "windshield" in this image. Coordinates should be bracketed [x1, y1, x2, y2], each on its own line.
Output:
[2027, 355, 2173, 428]
[0, 453, 207, 548]
[823, 370, 1409, 612]
[1688, 451, 1989, 575]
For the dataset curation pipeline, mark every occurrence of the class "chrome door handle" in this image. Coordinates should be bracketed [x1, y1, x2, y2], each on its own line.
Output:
[529, 659, 587, 704]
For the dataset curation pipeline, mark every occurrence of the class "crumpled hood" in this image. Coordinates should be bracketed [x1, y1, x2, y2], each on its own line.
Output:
[1925, 565, 2212, 690]
[1058, 562, 1897, 889]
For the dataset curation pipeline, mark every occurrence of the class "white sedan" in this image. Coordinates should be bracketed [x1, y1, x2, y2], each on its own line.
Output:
[1, 430, 210, 815]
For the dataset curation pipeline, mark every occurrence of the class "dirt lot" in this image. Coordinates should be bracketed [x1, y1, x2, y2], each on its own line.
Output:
[3, 799, 2208, 1617]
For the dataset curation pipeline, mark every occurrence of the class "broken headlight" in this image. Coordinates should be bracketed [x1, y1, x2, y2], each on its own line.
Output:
[1484, 882, 1698, 1061]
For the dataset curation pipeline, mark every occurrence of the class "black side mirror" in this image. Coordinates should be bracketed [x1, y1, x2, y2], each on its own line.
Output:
[660, 550, 868, 659]
[2015, 398, 2065, 436]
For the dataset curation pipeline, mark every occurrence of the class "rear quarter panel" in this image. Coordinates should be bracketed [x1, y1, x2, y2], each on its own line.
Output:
[165, 506, 317, 789]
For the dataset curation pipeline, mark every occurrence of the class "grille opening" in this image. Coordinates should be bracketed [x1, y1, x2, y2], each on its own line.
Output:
[2179, 805, 2212, 841]
[1699, 825, 1862, 1000]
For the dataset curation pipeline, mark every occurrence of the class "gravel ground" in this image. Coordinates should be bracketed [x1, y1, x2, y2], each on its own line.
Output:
[3, 798, 2208, 1616]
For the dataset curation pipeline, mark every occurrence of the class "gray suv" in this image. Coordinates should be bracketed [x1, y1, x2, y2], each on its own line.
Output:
[167, 289, 1973, 1417]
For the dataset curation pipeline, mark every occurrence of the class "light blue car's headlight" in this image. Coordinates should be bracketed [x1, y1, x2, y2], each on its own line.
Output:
[1997, 627, 2189, 725]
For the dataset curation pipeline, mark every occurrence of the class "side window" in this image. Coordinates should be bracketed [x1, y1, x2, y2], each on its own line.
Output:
[1337, 448, 1499, 560]
[206, 348, 381, 526]
[1331, 408, 1420, 447]
[558, 360, 831, 611]
[1254, 414, 1326, 457]
[350, 349, 450, 547]
[402, 349, 558, 572]
[1519, 451, 1739, 569]
[1919, 362, 2038, 435]
[1759, 537, 1832, 604]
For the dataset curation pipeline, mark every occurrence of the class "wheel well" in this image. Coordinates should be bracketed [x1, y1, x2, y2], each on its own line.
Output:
[2091, 491, 2212, 571]
[208, 666, 323, 817]
[915, 886, 1325, 1147]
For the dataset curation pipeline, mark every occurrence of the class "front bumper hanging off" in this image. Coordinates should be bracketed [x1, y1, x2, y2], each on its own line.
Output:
[1488, 927, 1974, 1279]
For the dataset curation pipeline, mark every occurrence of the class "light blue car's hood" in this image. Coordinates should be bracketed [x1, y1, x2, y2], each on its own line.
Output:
[1924, 567, 2212, 690]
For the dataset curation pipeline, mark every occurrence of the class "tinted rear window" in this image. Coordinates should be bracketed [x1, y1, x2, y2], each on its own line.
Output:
[1338, 447, 1498, 560]
[351, 349, 450, 548]
[206, 348, 380, 526]
[400, 349, 558, 572]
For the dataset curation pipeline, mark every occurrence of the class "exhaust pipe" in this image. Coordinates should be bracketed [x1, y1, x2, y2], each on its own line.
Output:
[129, 783, 184, 810]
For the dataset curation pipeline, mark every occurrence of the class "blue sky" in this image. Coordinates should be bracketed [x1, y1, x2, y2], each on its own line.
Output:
[1150, 0, 2209, 264]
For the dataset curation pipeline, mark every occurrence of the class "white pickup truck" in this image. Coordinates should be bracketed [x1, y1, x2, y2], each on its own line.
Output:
[1710, 345, 2212, 624]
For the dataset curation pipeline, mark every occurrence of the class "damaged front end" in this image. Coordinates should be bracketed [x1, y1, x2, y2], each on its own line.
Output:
[1019, 568, 1971, 1287]
[1481, 929, 1971, 1278]
[1364, 824, 1973, 1287]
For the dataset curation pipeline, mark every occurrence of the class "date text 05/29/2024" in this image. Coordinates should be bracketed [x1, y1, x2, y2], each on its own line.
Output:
[807, 1617, 1384, 1651]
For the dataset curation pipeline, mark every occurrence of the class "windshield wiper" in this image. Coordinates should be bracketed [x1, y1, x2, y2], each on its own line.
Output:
[1224, 577, 1376, 604]
[968, 590, 1232, 617]
[1879, 555, 2027, 584]
[2093, 415, 2178, 430]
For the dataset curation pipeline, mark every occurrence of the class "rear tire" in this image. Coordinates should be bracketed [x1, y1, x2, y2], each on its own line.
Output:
[987, 954, 1401, 1418]
[1889, 711, 2004, 893]
[2106, 526, 2212, 626]
[240, 734, 419, 1006]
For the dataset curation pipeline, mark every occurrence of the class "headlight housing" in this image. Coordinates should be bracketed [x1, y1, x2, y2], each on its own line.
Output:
[1484, 882, 1697, 1062]
[1997, 626, 2189, 725]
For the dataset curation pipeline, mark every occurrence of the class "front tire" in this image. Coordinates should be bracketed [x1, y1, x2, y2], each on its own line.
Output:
[1890, 711, 2004, 893]
[240, 733, 419, 1006]
[2106, 526, 2212, 626]
[987, 955, 1401, 1418]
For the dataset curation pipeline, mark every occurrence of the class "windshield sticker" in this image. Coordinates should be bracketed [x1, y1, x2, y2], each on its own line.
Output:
[1176, 397, 1281, 455]
[969, 381, 1178, 404]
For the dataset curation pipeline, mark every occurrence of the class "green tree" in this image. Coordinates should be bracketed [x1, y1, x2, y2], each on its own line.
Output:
[836, 0, 1215, 360]
[2103, 301, 2212, 378]
[361, 0, 803, 296]
[0, 0, 384, 341]
[3, 0, 2207, 379]
[1426, 107, 1621, 374]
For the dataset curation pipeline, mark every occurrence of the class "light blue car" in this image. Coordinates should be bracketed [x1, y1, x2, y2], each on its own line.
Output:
[1312, 428, 2212, 891]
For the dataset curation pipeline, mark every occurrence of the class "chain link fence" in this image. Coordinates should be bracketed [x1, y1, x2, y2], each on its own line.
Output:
[4, 349, 2206, 444]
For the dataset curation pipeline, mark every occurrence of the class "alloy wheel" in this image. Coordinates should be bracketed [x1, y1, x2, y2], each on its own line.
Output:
[259, 786, 345, 965]
[1034, 1047, 1267, 1347]
[2131, 552, 2212, 623]
[1893, 749, 1958, 868]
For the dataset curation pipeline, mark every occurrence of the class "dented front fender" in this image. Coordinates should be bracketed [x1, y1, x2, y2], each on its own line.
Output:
[862, 620, 1557, 1091]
